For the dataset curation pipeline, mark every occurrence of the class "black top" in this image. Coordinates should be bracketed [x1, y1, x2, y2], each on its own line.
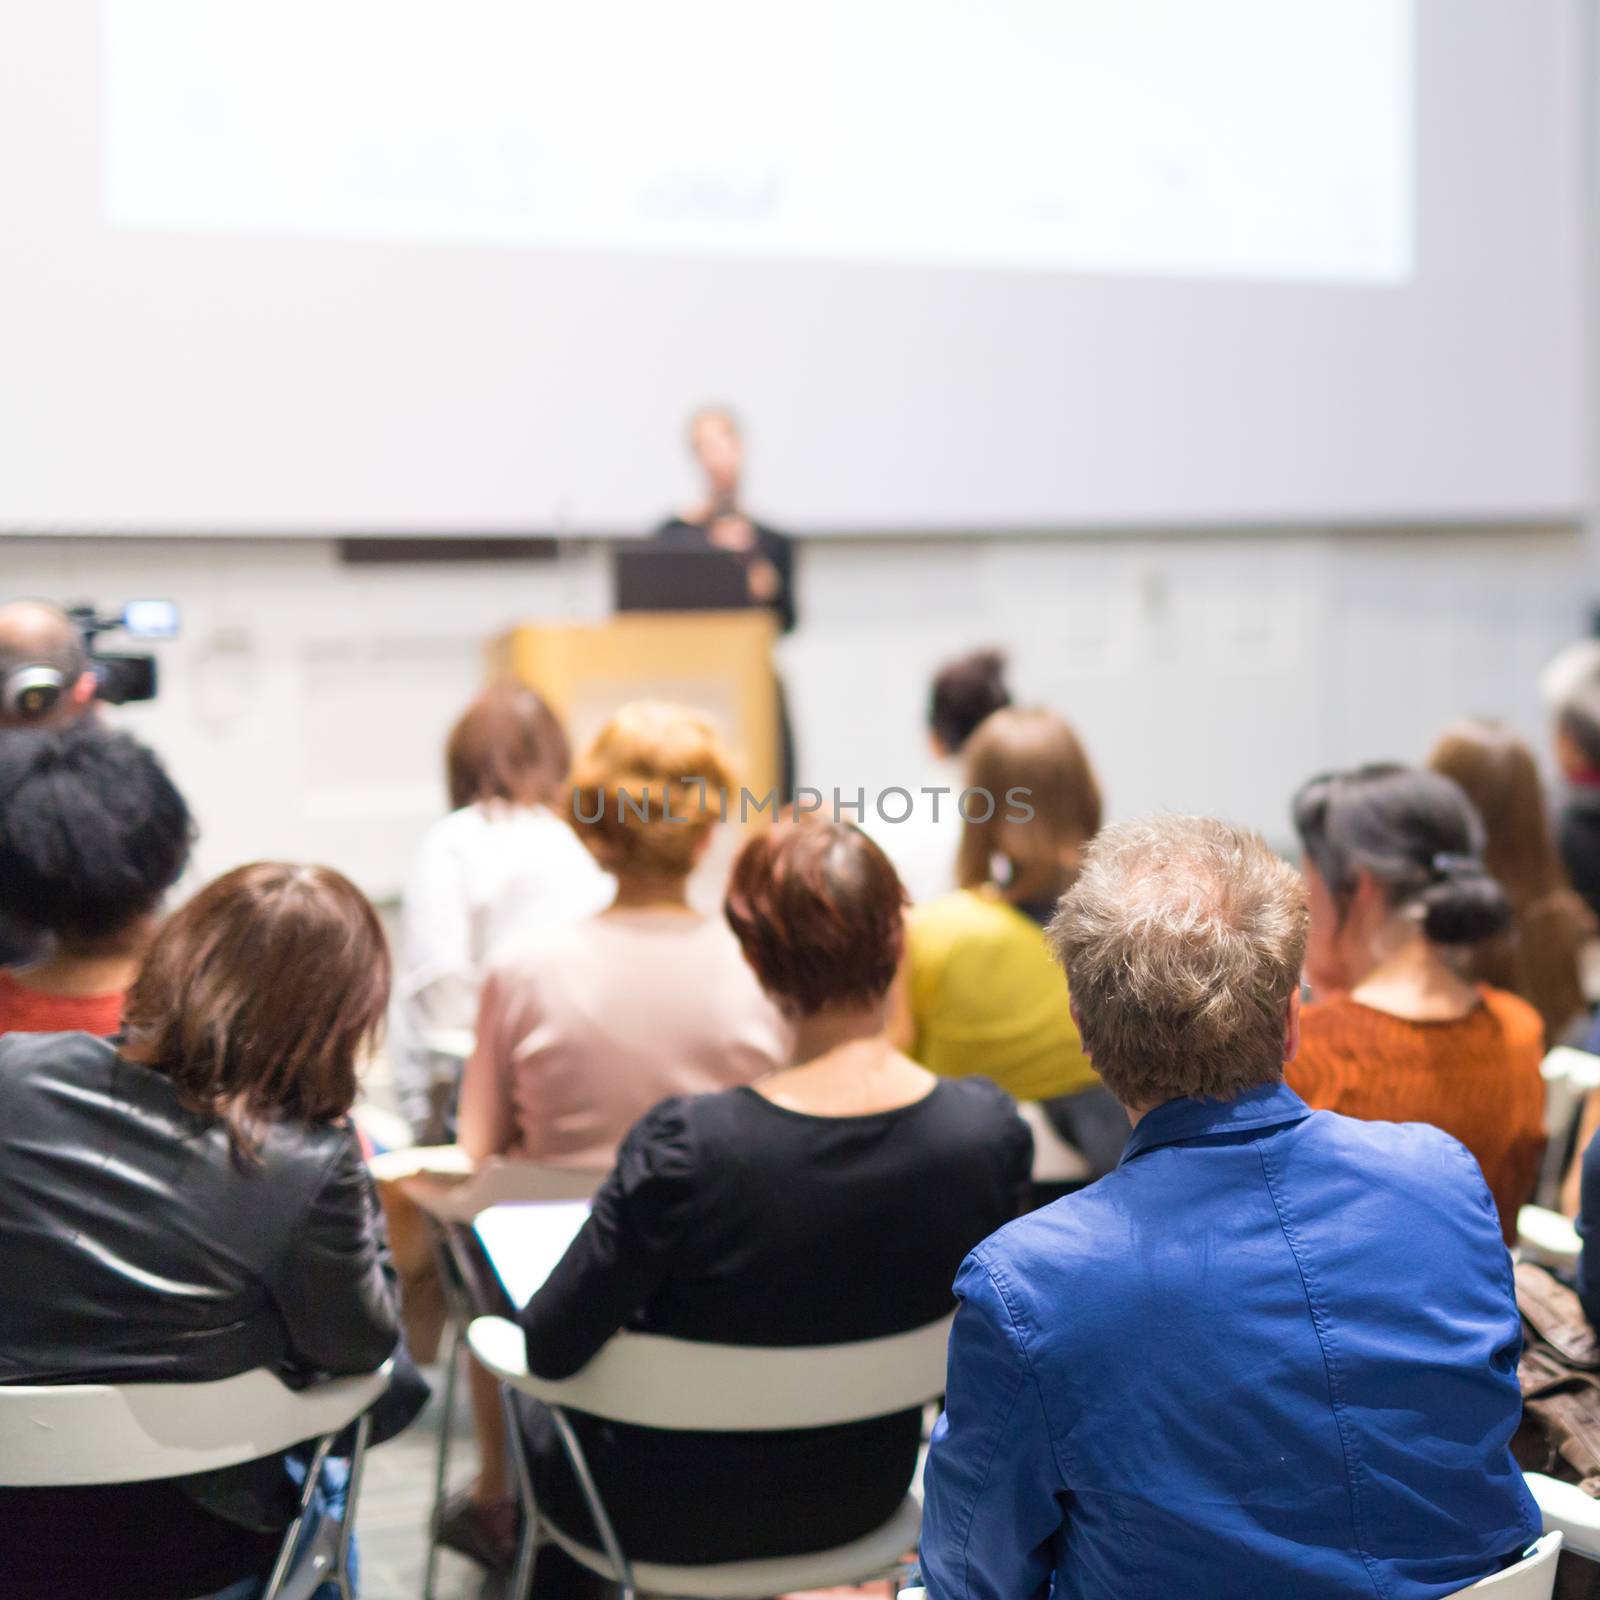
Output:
[654, 515, 797, 635]
[1559, 785, 1600, 926]
[0, 1031, 413, 1600]
[518, 1076, 1031, 1563]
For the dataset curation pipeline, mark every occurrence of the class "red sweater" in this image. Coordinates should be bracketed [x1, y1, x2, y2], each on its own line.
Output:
[0, 970, 125, 1039]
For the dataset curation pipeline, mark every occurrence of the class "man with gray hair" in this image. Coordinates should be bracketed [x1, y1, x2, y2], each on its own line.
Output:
[918, 814, 1538, 1599]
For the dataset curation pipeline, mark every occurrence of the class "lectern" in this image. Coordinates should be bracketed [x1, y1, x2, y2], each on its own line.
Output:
[489, 610, 780, 810]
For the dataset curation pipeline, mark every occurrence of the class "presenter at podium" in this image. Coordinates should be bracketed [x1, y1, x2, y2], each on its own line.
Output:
[653, 406, 797, 797]
[654, 407, 796, 637]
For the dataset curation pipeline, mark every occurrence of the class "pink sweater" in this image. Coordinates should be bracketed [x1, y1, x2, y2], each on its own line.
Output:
[466, 908, 790, 1170]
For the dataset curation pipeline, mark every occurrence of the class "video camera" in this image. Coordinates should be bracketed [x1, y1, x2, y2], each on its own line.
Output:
[69, 600, 179, 706]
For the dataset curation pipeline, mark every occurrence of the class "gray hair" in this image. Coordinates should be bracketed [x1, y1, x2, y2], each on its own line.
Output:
[1046, 814, 1308, 1107]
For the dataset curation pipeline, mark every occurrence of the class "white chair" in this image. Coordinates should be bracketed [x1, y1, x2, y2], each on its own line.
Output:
[1462, 1533, 1563, 1595]
[1518, 1204, 1583, 1271]
[1537, 1047, 1600, 1208]
[377, 1150, 604, 1600]
[896, 1534, 1564, 1599]
[469, 1311, 950, 1599]
[0, 1362, 389, 1600]
[1529, 1471, 1600, 1561]
[1016, 1099, 1092, 1184]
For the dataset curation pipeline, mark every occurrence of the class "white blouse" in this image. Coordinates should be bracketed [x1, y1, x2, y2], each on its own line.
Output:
[388, 801, 613, 1129]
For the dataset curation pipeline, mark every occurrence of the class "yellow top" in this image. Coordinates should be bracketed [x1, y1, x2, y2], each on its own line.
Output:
[905, 887, 1099, 1103]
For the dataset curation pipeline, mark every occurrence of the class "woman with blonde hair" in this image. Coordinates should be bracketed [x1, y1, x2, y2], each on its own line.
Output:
[444, 702, 789, 1570]
[898, 707, 1119, 1174]
[1426, 717, 1593, 1047]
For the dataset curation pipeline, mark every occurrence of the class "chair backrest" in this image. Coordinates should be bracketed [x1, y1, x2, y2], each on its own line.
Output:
[1538, 1048, 1600, 1205]
[469, 1312, 952, 1432]
[1016, 1100, 1091, 1183]
[1456, 1534, 1562, 1597]
[904, 1538, 1564, 1600]
[0, 1364, 389, 1487]
[1526, 1472, 1600, 1560]
[1517, 1204, 1582, 1271]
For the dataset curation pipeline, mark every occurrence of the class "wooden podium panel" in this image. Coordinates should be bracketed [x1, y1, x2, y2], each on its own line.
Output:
[490, 611, 780, 811]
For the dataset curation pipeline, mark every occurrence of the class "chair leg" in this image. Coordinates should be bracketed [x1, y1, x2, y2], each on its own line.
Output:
[499, 1385, 541, 1600]
[334, 1412, 372, 1600]
[424, 1322, 465, 1600]
[544, 1405, 635, 1600]
[262, 1435, 337, 1600]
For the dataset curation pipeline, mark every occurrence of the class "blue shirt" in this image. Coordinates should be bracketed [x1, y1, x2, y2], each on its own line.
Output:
[919, 1082, 1537, 1600]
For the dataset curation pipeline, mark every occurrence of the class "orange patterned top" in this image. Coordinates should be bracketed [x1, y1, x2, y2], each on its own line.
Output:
[1288, 986, 1545, 1245]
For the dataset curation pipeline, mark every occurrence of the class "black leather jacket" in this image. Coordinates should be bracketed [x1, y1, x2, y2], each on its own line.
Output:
[0, 1031, 418, 1596]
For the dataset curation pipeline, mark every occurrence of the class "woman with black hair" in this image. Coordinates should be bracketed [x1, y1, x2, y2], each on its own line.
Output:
[0, 725, 192, 1036]
[1289, 763, 1545, 1242]
[874, 648, 1013, 905]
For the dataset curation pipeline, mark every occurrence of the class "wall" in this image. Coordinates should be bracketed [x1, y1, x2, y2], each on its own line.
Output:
[1, 525, 1591, 900]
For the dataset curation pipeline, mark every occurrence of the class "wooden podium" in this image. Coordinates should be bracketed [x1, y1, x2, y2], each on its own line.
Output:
[490, 610, 781, 810]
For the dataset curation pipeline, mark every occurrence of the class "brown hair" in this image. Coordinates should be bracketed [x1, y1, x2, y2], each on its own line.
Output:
[1427, 718, 1593, 1039]
[567, 701, 737, 878]
[725, 821, 907, 1014]
[121, 862, 390, 1149]
[957, 707, 1103, 903]
[446, 683, 571, 810]
[1048, 815, 1308, 1106]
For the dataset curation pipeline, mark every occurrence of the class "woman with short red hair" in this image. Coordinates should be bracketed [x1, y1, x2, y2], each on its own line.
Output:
[505, 821, 1031, 1596]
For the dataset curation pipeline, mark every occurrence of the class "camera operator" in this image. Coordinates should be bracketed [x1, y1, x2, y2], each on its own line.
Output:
[0, 600, 98, 731]
[0, 601, 101, 964]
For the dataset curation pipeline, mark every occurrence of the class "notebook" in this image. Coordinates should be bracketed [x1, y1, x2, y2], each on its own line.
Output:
[472, 1200, 592, 1309]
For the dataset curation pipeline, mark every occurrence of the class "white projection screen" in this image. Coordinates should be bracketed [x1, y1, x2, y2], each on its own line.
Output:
[0, 0, 1584, 535]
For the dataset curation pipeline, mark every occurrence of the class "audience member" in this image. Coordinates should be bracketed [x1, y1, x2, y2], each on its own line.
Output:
[1576, 1119, 1600, 1329]
[514, 822, 1030, 1595]
[929, 647, 1013, 760]
[0, 726, 192, 1037]
[457, 700, 787, 1170]
[0, 599, 100, 965]
[390, 683, 612, 1141]
[1427, 717, 1593, 1046]
[1289, 764, 1545, 1242]
[920, 814, 1539, 1600]
[0, 862, 421, 1600]
[0, 598, 97, 732]
[875, 647, 1012, 903]
[445, 701, 789, 1568]
[1555, 673, 1600, 924]
[899, 707, 1122, 1174]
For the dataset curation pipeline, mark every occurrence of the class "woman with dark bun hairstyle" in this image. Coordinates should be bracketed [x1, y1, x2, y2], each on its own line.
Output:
[928, 647, 1012, 758]
[507, 821, 1030, 1595]
[1289, 764, 1545, 1242]
[877, 649, 1015, 904]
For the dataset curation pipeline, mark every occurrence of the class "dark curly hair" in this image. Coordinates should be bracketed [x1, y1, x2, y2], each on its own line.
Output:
[0, 725, 194, 941]
[725, 821, 907, 1015]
